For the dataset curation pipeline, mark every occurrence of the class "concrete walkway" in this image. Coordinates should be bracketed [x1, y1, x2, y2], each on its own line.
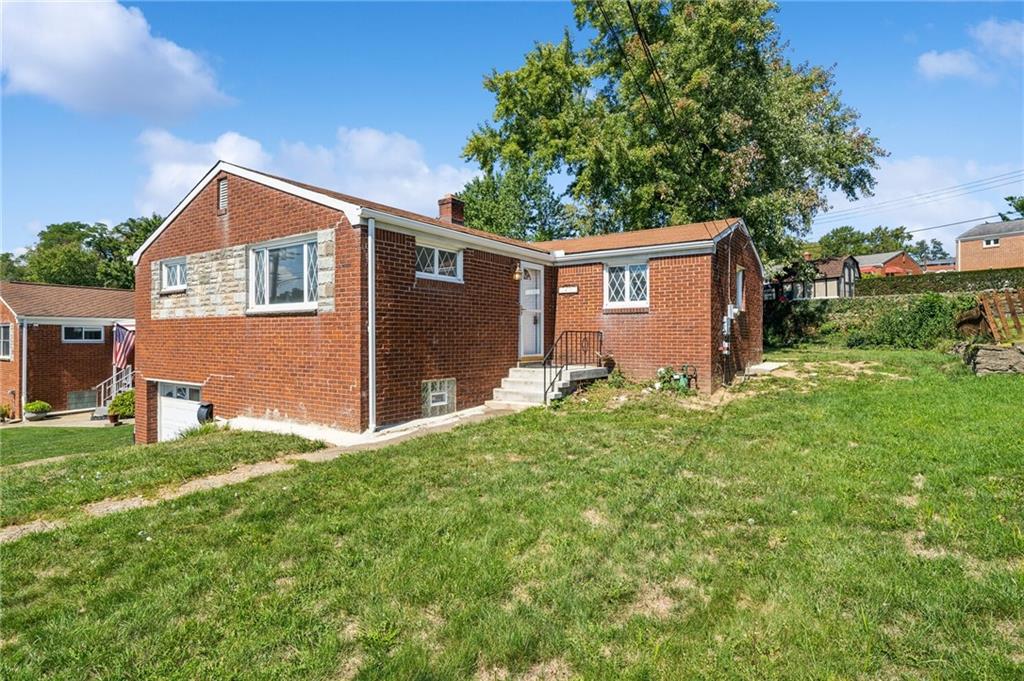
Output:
[0, 411, 133, 429]
[0, 404, 525, 544]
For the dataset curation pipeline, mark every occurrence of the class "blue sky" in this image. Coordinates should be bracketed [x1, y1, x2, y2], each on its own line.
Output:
[2, 1, 1022, 257]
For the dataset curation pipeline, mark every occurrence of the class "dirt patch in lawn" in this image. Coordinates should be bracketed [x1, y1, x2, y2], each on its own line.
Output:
[620, 582, 675, 621]
[903, 530, 948, 559]
[0, 518, 67, 543]
[582, 508, 610, 527]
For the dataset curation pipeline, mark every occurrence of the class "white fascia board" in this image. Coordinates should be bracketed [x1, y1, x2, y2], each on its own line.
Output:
[19, 316, 134, 326]
[713, 219, 767, 278]
[130, 161, 362, 265]
[552, 240, 716, 265]
[359, 207, 555, 264]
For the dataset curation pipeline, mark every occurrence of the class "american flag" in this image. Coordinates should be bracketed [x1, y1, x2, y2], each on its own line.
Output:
[113, 324, 135, 369]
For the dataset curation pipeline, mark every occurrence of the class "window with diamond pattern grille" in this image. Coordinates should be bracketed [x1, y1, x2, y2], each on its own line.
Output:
[414, 243, 462, 281]
[250, 237, 318, 309]
[605, 263, 648, 307]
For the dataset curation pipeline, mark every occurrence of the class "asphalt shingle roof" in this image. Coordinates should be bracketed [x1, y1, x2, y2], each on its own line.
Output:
[957, 218, 1024, 241]
[854, 251, 903, 267]
[0, 281, 135, 319]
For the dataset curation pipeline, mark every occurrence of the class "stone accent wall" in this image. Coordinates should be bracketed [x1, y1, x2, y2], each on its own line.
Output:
[150, 229, 336, 319]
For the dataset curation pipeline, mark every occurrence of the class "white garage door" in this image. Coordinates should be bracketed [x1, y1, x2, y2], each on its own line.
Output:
[157, 382, 202, 442]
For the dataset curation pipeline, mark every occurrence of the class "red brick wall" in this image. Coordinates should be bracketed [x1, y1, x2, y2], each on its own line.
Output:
[0, 304, 20, 418]
[861, 252, 924, 276]
[553, 253, 717, 391]
[710, 230, 764, 387]
[552, 230, 763, 394]
[21, 324, 118, 412]
[134, 172, 366, 444]
[374, 227, 528, 426]
[959, 234, 1024, 271]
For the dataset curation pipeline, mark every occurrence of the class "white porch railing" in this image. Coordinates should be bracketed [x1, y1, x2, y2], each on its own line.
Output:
[95, 364, 134, 407]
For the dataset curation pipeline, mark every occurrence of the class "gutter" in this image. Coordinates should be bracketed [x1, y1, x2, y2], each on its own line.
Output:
[20, 321, 28, 419]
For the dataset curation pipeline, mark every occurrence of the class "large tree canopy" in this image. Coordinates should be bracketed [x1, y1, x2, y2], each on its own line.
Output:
[1, 214, 162, 289]
[463, 0, 884, 259]
[817, 225, 950, 262]
[461, 165, 573, 242]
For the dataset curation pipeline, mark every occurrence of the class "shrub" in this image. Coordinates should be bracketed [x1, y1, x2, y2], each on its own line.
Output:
[846, 292, 976, 349]
[0, 404, 11, 420]
[763, 299, 833, 347]
[25, 400, 52, 414]
[108, 389, 135, 418]
[857, 267, 1024, 296]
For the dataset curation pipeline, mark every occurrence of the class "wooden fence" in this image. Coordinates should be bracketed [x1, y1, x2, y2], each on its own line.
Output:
[979, 289, 1024, 343]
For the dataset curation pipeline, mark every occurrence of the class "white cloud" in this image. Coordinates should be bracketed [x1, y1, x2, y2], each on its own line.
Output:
[916, 49, 986, 81]
[968, 18, 1024, 61]
[2, 1, 227, 118]
[135, 128, 478, 218]
[813, 156, 1019, 252]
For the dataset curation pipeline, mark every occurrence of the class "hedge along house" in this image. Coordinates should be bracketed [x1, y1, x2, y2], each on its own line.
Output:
[0, 281, 135, 420]
[131, 162, 764, 444]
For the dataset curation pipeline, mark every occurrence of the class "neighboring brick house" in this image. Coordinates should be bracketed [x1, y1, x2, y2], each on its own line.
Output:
[131, 162, 764, 443]
[768, 255, 860, 300]
[0, 282, 134, 419]
[956, 219, 1024, 271]
[856, 251, 923, 277]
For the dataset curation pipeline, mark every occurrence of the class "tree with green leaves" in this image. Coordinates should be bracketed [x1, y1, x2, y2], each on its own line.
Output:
[461, 165, 572, 241]
[818, 225, 914, 258]
[1000, 195, 1023, 221]
[463, 0, 884, 259]
[90, 214, 164, 289]
[907, 238, 950, 263]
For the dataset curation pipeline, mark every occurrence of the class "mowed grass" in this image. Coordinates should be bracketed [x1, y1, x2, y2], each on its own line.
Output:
[2, 349, 1022, 679]
[0, 426, 134, 466]
[0, 430, 323, 525]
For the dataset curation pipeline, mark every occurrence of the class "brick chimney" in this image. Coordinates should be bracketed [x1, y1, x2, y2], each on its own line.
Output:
[438, 194, 464, 225]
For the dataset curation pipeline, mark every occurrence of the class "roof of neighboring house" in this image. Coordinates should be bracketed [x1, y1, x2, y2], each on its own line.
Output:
[0, 281, 135, 320]
[957, 218, 1024, 241]
[854, 251, 904, 268]
[533, 220, 739, 254]
[774, 255, 858, 282]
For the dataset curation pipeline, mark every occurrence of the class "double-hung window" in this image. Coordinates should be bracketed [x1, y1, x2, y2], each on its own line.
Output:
[63, 326, 104, 343]
[249, 235, 319, 312]
[983, 238, 1000, 248]
[415, 243, 462, 282]
[0, 324, 11, 359]
[604, 262, 649, 308]
[161, 257, 187, 292]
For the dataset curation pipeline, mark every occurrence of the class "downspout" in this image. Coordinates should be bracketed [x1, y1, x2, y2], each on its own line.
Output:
[20, 321, 28, 419]
[367, 217, 377, 432]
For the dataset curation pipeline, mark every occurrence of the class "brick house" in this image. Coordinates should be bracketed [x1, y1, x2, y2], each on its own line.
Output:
[956, 219, 1024, 271]
[131, 162, 763, 443]
[0, 281, 134, 419]
[856, 251, 923, 277]
[767, 255, 860, 300]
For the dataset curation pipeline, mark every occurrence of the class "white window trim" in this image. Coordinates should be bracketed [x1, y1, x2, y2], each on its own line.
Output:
[735, 267, 745, 311]
[983, 238, 1000, 248]
[161, 257, 187, 293]
[414, 241, 464, 283]
[603, 262, 650, 309]
[429, 391, 448, 407]
[247, 233, 319, 313]
[62, 325, 105, 344]
[0, 324, 11, 360]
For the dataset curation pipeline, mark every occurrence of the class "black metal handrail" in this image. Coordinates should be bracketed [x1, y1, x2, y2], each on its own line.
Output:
[542, 330, 604, 404]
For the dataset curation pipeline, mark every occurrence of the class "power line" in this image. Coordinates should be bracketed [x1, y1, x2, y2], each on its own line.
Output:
[906, 214, 1000, 234]
[815, 170, 1024, 224]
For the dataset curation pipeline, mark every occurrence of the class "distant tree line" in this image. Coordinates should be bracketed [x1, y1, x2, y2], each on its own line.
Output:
[816, 225, 950, 262]
[1, 215, 162, 290]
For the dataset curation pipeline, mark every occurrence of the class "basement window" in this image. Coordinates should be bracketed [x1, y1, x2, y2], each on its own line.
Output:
[415, 243, 463, 283]
[0, 324, 11, 359]
[421, 378, 456, 417]
[983, 238, 1000, 248]
[249, 235, 318, 313]
[604, 262, 649, 308]
[62, 326, 104, 343]
[161, 257, 187, 292]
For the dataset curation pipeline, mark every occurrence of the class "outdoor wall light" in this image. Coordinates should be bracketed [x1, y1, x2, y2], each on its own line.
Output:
[513, 264, 523, 282]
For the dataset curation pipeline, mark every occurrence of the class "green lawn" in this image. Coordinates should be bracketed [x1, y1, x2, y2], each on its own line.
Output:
[0, 426, 134, 466]
[2, 348, 1022, 679]
[0, 430, 323, 525]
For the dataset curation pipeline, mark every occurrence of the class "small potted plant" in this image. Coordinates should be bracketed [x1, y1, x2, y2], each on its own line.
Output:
[108, 389, 135, 425]
[24, 400, 52, 421]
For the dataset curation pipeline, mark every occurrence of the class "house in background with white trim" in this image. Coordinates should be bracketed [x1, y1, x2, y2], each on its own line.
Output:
[956, 218, 1024, 271]
[131, 161, 764, 444]
[0, 281, 134, 419]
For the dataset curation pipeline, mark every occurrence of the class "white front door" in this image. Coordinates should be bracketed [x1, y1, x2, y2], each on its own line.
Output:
[157, 382, 202, 441]
[519, 263, 544, 357]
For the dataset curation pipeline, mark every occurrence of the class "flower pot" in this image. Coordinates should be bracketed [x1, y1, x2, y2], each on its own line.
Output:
[25, 412, 47, 421]
[108, 413, 120, 425]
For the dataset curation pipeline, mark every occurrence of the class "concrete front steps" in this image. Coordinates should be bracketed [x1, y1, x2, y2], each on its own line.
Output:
[485, 365, 609, 410]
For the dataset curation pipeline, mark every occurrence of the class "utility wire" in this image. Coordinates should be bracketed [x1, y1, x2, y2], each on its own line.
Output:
[815, 170, 1024, 223]
[906, 214, 1001, 234]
